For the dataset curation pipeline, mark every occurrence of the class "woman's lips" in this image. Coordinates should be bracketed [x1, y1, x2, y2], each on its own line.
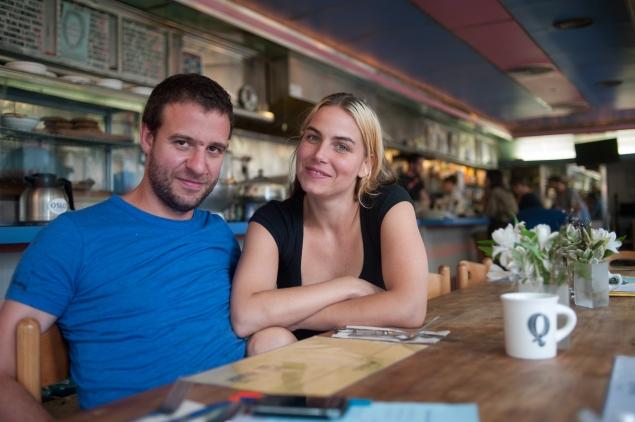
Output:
[305, 166, 331, 178]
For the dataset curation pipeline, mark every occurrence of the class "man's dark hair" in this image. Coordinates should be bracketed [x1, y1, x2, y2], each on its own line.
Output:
[548, 175, 563, 184]
[510, 176, 528, 187]
[142, 73, 234, 137]
[486, 169, 504, 188]
[443, 174, 458, 185]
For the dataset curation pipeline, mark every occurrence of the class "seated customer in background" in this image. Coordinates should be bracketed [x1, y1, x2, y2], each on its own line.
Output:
[548, 175, 590, 222]
[434, 174, 466, 216]
[510, 177, 543, 210]
[511, 176, 566, 231]
[231, 93, 429, 355]
[0, 74, 245, 419]
[483, 170, 518, 235]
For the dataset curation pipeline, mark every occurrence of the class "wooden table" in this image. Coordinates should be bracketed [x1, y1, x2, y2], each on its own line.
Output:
[64, 283, 635, 422]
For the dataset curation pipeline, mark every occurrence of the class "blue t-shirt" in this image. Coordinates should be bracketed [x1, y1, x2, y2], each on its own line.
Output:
[7, 196, 245, 408]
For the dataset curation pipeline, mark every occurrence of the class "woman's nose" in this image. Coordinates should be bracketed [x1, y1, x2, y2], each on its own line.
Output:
[312, 140, 329, 162]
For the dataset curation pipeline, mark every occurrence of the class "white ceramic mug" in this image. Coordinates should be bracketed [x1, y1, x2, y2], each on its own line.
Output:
[501, 292, 577, 359]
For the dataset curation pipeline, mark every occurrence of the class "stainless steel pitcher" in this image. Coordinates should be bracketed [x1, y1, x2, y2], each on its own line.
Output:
[19, 173, 75, 222]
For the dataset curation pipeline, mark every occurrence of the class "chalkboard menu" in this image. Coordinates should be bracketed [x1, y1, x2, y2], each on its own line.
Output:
[0, 0, 46, 55]
[57, 0, 114, 72]
[121, 17, 166, 83]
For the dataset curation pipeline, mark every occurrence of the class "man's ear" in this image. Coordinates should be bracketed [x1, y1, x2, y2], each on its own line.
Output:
[139, 124, 154, 155]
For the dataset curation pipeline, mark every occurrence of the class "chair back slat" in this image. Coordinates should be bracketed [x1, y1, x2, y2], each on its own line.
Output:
[16, 318, 69, 402]
[428, 265, 451, 299]
[457, 258, 492, 289]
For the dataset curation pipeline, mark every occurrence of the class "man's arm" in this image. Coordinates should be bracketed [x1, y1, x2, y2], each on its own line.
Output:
[0, 300, 57, 422]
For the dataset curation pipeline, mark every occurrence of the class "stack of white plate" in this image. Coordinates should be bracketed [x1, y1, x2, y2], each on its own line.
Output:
[6, 61, 47, 75]
[5, 61, 57, 78]
[1, 114, 40, 131]
[96, 78, 123, 90]
[129, 86, 153, 96]
[61, 75, 92, 85]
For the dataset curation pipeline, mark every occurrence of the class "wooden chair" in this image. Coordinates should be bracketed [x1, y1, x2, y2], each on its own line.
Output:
[456, 258, 493, 289]
[16, 318, 69, 402]
[607, 250, 635, 265]
[427, 265, 451, 299]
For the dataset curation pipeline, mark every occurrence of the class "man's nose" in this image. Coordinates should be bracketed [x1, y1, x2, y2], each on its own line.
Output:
[186, 149, 207, 174]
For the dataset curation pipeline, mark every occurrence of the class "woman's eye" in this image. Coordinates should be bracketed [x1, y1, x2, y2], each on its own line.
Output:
[335, 142, 351, 152]
[304, 133, 320, 143]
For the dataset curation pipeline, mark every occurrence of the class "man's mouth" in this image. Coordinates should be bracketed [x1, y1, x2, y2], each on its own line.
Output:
[176, 177, 207, 190]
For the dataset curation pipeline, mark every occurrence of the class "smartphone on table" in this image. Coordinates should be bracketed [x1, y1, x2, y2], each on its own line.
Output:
[250, 394, 349, 419]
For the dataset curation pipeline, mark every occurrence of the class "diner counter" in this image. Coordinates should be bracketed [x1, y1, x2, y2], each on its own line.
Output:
[0, 218, 487, 245]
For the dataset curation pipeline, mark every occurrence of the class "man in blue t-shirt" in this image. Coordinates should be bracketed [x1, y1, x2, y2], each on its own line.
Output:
[0, 74, 246, 419]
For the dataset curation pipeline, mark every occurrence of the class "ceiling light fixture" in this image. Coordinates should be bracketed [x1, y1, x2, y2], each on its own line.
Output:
[507, 63, 554, 76]
[553, 17, 593, 30]
[550, 101, 589, 114]
[598, 79, 623, 87]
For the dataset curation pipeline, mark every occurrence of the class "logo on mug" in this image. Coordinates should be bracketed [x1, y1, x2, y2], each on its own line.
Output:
[527, 313, 550, 347]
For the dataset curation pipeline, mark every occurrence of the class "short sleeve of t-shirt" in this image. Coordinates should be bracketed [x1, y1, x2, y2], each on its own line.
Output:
[250, 201, 288, 251]
[7, 213, 82, 317]
[250, 196, 305, 289]
[364, 183, 413, 223]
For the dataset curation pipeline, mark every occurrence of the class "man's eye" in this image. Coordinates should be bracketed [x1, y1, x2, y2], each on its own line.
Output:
[208, 145, 226, 154]
[175, 140, 188, 148]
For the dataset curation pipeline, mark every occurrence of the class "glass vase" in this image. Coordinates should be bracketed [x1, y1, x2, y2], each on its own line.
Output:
[572, 261, 609, 308]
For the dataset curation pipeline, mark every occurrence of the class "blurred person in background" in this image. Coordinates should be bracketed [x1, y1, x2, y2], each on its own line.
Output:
[510, 177, 542, 210]
[434, 174, 465, 216]
[483, 170, 518, 235]
[548, 175, 590, 222]
[397, 156, 430, 216]
[585, 185, 604, 222]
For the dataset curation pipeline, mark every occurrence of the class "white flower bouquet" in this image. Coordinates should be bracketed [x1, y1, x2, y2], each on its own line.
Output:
[479, 222, 562, 285]
[556, 223, 622, 264]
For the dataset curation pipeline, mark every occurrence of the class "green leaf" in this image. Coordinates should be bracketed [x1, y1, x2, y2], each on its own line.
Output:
[479, 245, 493, 257]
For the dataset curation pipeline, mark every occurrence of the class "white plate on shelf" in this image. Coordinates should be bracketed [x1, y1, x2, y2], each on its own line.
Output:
[96, 78, 123, 90]
[128, 86, 153, 96]
[61, 75, 92, 84]
[5, 61, 48, 75]
[1, 115, 40, 131]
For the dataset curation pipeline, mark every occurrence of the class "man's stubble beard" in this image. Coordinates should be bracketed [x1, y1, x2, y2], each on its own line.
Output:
[147, 155, 218, 213]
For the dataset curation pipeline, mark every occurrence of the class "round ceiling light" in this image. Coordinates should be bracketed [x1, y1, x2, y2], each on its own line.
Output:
[553, 17, 593, 30]
[550, 101, 589, 114]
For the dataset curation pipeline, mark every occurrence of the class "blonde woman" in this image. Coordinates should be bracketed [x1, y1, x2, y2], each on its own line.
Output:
[231, 93, 429, 355]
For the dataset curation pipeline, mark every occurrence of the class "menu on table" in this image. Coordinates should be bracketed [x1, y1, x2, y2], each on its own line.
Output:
[188, 336, 425, 396]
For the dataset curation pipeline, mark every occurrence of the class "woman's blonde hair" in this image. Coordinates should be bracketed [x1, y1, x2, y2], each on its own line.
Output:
[292, 92, 395, 205]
